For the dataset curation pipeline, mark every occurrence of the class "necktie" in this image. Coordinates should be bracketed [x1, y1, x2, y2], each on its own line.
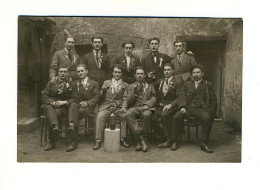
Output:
[165, 78, 168, 85]
[95, 51, 99, 63]
[153, 55, 157, 63]
[68, 51, 72, 62]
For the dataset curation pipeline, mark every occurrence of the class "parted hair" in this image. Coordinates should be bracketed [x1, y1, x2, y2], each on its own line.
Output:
[111, 64, 123, 72]
[77, 63, 87, 70]
[135, 66, 145, 73]
[163, 63, 174, 70]
[149, 37, 160, 44]
[122, 41, 135, 48]
[91, 36, 104, 43]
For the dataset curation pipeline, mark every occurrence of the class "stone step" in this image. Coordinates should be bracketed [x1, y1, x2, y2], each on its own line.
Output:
[17, 117, 39, 134]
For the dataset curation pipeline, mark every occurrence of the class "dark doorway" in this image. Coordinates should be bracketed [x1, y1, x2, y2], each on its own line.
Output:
[186, 40, 226, 118]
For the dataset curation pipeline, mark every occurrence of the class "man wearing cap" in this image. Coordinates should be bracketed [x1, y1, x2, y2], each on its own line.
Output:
[122, 66, 157, 152]
[172, 64, 217, 153]
[82, 36, 111, 87]
[113, 41, 141, 84]
[171, 41, 196, 82]
[93, 65, 129, 150]
[141, 37, 172, 85]
[49, 37, 79, 82]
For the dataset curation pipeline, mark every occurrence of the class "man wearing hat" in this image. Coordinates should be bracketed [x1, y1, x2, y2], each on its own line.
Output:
[113, 41, 141, 84]
[172, 64, 217, 153]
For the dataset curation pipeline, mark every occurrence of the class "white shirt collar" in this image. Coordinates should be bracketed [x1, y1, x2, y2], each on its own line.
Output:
[165, 76, 173, 82]
[81, 77, 89, 85]
[93, 50, 101, 55]
[112, 78, 122, 84]
[194, 79, 202, 84]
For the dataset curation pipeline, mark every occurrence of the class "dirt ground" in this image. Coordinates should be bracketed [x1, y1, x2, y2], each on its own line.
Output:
[17, 121, 241, 163]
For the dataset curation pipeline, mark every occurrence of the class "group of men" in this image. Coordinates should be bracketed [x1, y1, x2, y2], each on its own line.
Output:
[42, 36, 217, 153]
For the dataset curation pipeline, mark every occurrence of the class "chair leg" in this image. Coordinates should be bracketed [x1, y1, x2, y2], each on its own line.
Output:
[85, 117, 88, 139]
[44, 118, 48, 141]
[187, 124, 190, 142]
[196, 125, 199, 146]
[40, 117, 44, 147]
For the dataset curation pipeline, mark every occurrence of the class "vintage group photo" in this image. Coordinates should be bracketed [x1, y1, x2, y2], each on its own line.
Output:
[17, 16, 242, 162]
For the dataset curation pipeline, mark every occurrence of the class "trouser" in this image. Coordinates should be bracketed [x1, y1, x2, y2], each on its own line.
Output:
[153, 107, 178, 140]
[42, 105, 67, 142]
[95, 107, 126, 141]
[124, 107, 152, 138]
[68, 103, 96, 138]
[172, 107, 214, 141]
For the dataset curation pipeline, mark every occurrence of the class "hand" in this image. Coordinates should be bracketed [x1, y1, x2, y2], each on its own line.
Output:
[51, 101, 59, 108]
[80, 101, 88, 108]
[56, 101, 67, 107]
[180, 108, 186, 114]
[121, 107, 127, 113]
[186, 51, 194, 56]
[142, 105, 149, 111]
[148, 72, 154, 78]
[163, 104, 172, 111]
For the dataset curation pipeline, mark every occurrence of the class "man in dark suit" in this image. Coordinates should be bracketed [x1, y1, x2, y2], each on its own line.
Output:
[122, 67, 157, 152]
[141, 37, 172, 85]
[67, 64, 99, 152]
[49, 37, 79, 82]
[82, 36, 111, 87]
[113, 41, 141, 84]
[173, 64, 217, 153]
[93, 65, 129, 150]
[42, 65, 73, 151]
[171, 41, 196, 82]
[153, 63, 184, 150]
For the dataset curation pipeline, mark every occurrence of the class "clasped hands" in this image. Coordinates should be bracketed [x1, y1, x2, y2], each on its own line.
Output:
[51, 101, 68, 108]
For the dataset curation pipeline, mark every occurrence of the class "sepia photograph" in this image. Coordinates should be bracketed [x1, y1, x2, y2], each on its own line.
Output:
[17, 16, 242, 163]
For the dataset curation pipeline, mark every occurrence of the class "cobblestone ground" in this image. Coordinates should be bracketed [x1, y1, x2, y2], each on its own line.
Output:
[17, 121, 241, 162]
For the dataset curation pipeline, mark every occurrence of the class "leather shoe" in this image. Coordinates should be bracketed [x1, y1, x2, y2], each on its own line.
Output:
[135, 142, 142, 151]
[170, 141, 179, 151]
[93, 141, 101, 150]
[66, 141, 78, 152]
[158, 140, 172, 148]
[140, 136, 148, 152]
[120, 139, 130, 148]
[52, 126, 60, 141]
[200, 143, 213, 153]
[44, 141, 56, 151]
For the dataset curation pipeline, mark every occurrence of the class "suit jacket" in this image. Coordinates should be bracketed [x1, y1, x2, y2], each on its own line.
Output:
[49, 48, 79, 80]
[41, 77, 73, 105]
[156, 76, 184, 108]
[113, 54, 140, 84]
[98, 80, 129, 111]
[122, 81, 156, 110]
[69, 78, 99, 109]
[171, 52, 196, 82]
[83, 51, 111, 87]
[178, 79, 217, 116]
[141, 52, 172, 82]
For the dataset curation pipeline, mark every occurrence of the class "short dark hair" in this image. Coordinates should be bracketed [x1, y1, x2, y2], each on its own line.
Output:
[77, 63, 87, 70]
[122, 41, 135, 48]
[135, 66, 145, 73]
[149, 37, 160, 44]
[65, 37, 75, 43]
[111, 64, 123, 72]
[173, 41, 184, 46]
[190, 64, 205, 74]
[91, 36, 104, 43]
[58, 64, 69, 71]
[163, 63, 174, 70]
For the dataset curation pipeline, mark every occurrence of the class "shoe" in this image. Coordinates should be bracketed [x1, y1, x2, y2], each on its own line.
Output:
[158, 140, 172, 148]
[135, 142, 142, 151]
[140, 136, 148, 152]
[93, 141, 101, 150]
[120, 139, 130, 148]
[66, 141, 78, 152]
[44, 141, 56, 151]
[170, 141, 179, 151]
[200, 142, 213, 153]
[52, 126, 60, 141]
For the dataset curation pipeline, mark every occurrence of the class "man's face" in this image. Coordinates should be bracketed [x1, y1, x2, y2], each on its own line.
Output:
[77, 66, 88, 79]
[65, 38, 75, 51]
[135, 69, 145, 82]
[58, 68, 69, 80]
[192, 68, 204, 81]
[112, 67, 122, 81]
[149, 40, 159, 53]
[123, 44, 133, 56]
[174, 42, 184, 55]
[92, 38, 103, 51]
[164, 66, 174, 78]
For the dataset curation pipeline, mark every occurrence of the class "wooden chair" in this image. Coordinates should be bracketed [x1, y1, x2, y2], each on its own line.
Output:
[184, 116, 200, 145]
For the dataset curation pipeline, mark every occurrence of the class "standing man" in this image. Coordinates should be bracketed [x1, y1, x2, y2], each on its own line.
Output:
[93, 65, 129, 150]
[171, 41, 196, 82]
[122, 67, 157, 152]
[113, 41, 141, 84]
[141, 37, 172, 85]
[67, 64, 99, 152]
[173, 64, 217, 153]
[49, 37, 79, 82]
[42, 65, 73, 151]
[153, 63, 184, 150]
[83, 36, 111, 87]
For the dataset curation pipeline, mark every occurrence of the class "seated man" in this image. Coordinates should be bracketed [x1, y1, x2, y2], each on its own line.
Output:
[122, 66, 156, 152]
[93, 65, 129, 150]
[41, 65, 73, 151]
[153, 63, 184, 150]
[67, 64, 99, 152]
[173, 64, 217, 153]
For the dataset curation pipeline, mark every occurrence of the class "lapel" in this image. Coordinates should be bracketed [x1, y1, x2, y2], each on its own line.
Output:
[196, 79, 204, 91]
[121, 55, 128, 70]
[91, 51, 99, 68]
[62, 49, 72, 63]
